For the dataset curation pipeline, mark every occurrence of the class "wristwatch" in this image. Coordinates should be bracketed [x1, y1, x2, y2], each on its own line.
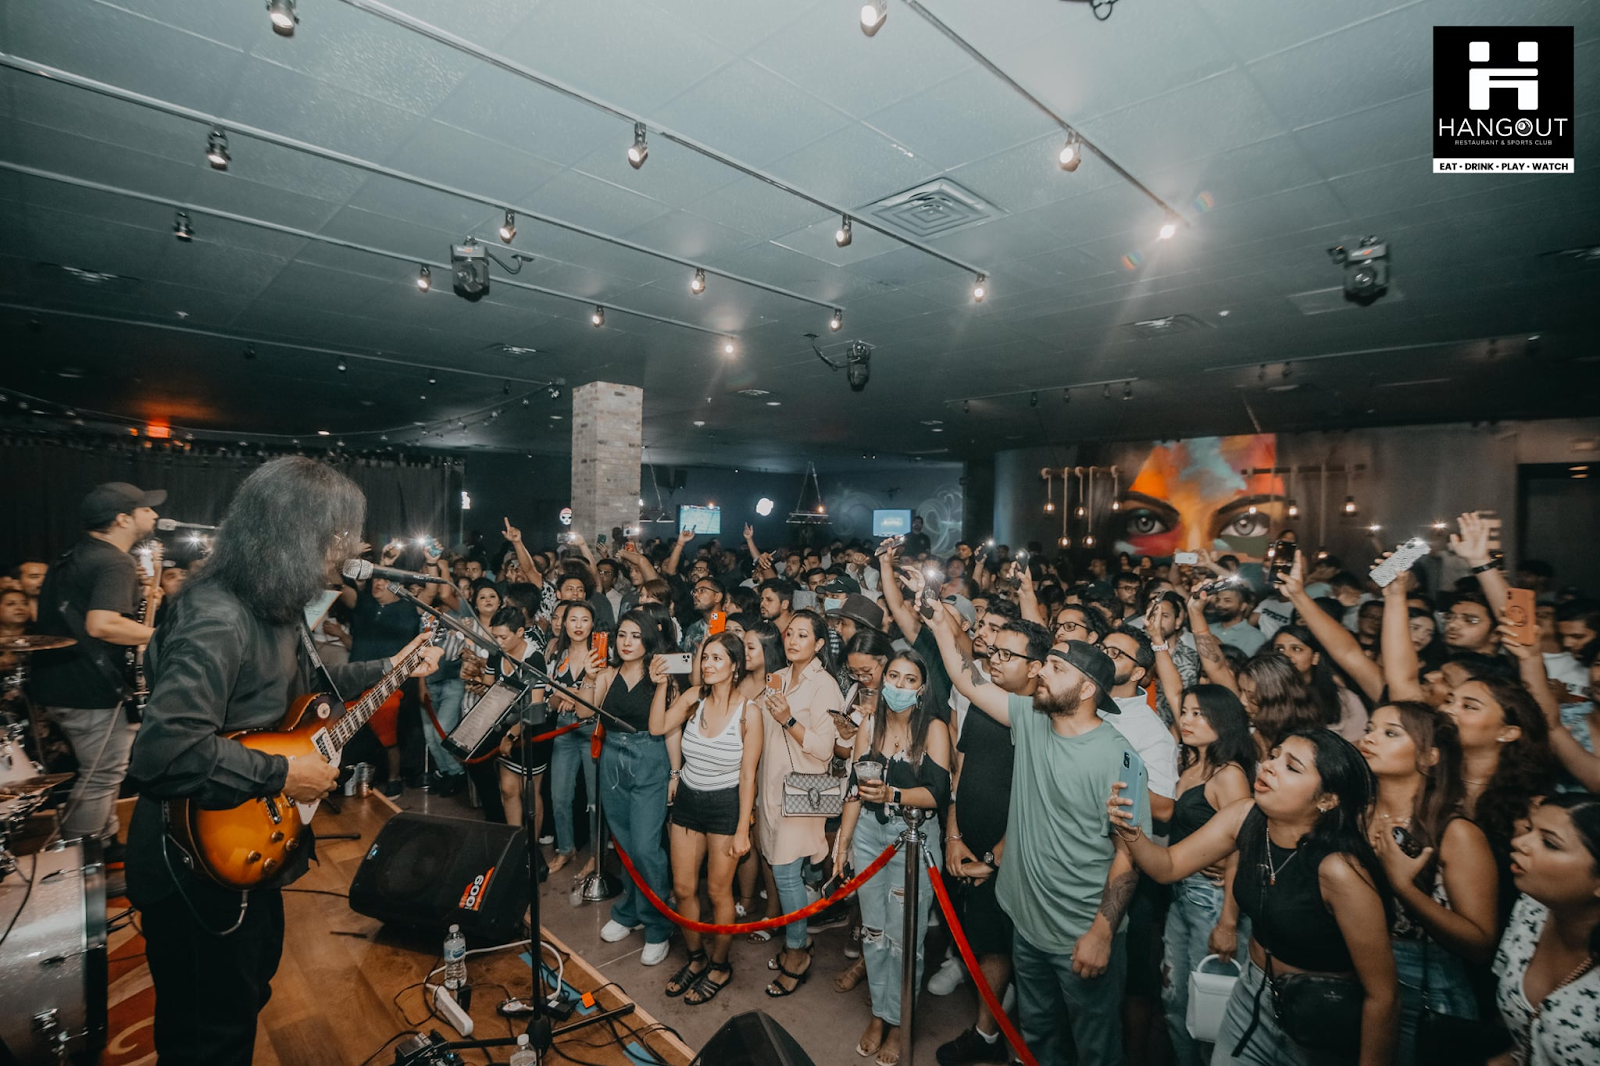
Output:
[784, 716, 797, 729]
[890, 787, 903, 805]
[1470, 560, 1501, 574]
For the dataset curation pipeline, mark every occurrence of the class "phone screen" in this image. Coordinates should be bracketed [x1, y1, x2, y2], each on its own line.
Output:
[1268, 540, 1297, 583]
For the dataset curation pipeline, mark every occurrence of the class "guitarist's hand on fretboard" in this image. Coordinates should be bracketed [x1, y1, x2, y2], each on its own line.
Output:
[390, 632, 444, 679]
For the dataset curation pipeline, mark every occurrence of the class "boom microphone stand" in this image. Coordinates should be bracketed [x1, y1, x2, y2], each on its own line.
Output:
[391, 588, 639, 1059]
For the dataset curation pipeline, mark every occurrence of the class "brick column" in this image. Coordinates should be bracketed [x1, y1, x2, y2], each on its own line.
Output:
[571, 382, 642, 543]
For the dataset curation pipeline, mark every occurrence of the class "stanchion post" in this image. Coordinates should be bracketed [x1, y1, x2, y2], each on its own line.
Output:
[897, 806, 928, 1066]
[579, 744, 618, 902]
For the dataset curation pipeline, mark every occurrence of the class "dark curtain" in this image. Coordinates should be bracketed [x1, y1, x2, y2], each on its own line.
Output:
[0, 437, 459, 565]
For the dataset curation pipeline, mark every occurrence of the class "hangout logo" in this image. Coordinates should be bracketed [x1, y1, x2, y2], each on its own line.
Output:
[1433, 26, 1573, 173]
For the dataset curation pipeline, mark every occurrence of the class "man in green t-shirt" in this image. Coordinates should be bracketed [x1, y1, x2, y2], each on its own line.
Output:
[930, 603, 1146, 1066]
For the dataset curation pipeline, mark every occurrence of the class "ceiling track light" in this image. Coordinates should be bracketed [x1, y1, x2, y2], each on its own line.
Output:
[829, 308, 842, 332]
[627, 122, 649, 169]
[835, 216, 853, 247]
[1029, 391, 1039, 408]
[591, 306, 605, 327]
[1102, 383, 1111, 400]
[1058, 133, 1081, 172]
[690, 268, 706, 294]
[972, 273, 987, 302]
[498, 210, 516, 243]
[1158, 213, 1180, 240]
[1062, 388, 1070, 404]
[1123, 381, 1133, 400]
[336, 358, 347, 373]
[548, 385, 562, 400]
[206, 128, 230, 170]
[723, 340, 735, 355]
[416, 264, 431, 291]
[267, 0, 298, 36]
[173, 211, 193, 241]
[860, 0, 888, 36]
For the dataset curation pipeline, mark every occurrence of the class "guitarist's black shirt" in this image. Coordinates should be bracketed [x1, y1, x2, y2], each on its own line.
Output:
[125, 582, 388, 904]
[28, 536, 139, 708]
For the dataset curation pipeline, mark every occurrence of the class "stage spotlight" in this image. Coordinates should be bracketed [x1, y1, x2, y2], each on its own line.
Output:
[860, 1, 887, 36]
[416, 264, 431, 291]
[846, 340, 871, 392]
[972, 274, 987, 302]
[1328, 237, 1389, 305]
[548, 385, 562, 400]
[835, 217, 853, 247]
[173, 211, 193, 241]
[591, 306, 605, 327]
[267, 0, 297, 35]
[498, 210, 516, 242]
[829, 308, 842, 332]
[756, 498, 775, 517]
[627, 123, 649, 169]
[451, 240, 489, 301]
[1058, 134, 1081, 171]
[206, 128, 230, 170]
[691, 269, 706, 294]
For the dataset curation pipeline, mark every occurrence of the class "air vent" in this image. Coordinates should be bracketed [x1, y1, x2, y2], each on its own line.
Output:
[482, 342, 540, 356]
[36, 262, 141, 294]
[735, 388, 772, 398]
[1539, 243, 1600, 265]
[863, 179, 1004, 239]
[1121, 314, 1208, 340]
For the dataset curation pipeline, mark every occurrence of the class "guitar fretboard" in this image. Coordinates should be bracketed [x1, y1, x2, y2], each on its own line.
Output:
[324, 644, 428, 751]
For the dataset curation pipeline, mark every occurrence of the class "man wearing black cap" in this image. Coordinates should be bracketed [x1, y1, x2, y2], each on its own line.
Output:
[927, 603, 1148, 1066]
[30, 481, 166, 859]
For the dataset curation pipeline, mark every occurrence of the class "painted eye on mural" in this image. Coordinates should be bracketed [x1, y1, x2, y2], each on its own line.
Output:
[1122, 509, 1170, 537]
[1218, 511, 1272, 539]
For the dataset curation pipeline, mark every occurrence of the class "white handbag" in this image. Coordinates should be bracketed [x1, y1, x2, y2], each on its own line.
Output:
[1186, 953, 1241, 1042]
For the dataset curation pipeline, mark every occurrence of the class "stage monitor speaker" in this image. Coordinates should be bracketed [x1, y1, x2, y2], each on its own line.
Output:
[348, 812, 528, 943]
[690, 1011, 815, 1066]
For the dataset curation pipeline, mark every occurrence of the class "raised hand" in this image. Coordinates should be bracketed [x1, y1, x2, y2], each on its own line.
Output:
[1449, 511, 1492, 566]
[676, 527, 695, 547]
[1277, 550, 1306, 599]
[743, 523, 755, 540]
[503, 516, 522, 544]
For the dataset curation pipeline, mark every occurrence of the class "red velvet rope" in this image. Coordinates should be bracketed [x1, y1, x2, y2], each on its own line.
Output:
[924, 861, 1039, 1066]
[612, 834, 899, 935]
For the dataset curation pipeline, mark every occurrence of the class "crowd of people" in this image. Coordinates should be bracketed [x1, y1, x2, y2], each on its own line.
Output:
[7, 487, 1600, 1066]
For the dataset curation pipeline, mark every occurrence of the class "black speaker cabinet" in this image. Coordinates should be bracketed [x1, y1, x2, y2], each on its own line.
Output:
[691, 1011, 815, 1066]
[348, 812, 529, 942]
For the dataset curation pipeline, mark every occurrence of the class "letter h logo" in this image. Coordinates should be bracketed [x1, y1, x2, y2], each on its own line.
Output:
[1467, 40, 1539, 110]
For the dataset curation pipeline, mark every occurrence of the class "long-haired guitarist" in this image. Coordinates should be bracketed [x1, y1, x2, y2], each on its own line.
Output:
[126, 457, 440, 1066]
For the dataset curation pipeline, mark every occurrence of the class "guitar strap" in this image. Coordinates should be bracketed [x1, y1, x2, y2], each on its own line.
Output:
[298, 620, 345, 704]
[50, 546, 135, 706]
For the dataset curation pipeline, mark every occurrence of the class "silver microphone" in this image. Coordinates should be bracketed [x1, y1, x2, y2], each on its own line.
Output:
[342, 559, 453, 585]
[156, 519, 218, 531]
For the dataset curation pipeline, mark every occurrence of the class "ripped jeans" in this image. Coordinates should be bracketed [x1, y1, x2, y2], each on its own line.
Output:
[852, 811, 941, 1026]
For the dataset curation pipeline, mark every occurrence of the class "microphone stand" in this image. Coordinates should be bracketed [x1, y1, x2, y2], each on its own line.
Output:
[389, 586, 639, 1059]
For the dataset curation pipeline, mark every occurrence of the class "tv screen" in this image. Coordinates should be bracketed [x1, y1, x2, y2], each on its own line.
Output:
[678, 504, 722, 536]
[872, 509, 912, 536]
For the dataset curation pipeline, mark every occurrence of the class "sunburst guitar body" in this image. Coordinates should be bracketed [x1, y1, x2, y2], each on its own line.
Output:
[166, 633, 426, 890]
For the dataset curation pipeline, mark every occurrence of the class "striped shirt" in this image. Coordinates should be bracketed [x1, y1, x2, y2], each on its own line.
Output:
[679, 698, 746, 792]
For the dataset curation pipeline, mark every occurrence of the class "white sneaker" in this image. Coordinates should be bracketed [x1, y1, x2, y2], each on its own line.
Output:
[600, 920, 640, 943]
[927, 953, 967, 996]
[640, 940, 671, 966]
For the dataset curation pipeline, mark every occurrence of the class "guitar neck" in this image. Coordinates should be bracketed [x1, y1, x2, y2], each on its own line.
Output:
[322, 645, 427, 753]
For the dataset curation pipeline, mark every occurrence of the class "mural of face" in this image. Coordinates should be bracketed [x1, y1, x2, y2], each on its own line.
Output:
[1113, 435, 1283, 561]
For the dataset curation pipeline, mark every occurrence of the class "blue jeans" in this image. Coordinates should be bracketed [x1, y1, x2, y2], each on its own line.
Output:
[1165, 874, 1226, 1066]
[599, 731, 673, 946]
[550, 715, 597, 855]
[42, 705, 136, 843]
[852, 813, 941, 1027]
[1392, 938, 1477, 1066]
[423, 676, 465, 778]
[1212, 958, 1350, 1066]
[770, 857, 812, 951]
[1013, 927, 1127, 1066]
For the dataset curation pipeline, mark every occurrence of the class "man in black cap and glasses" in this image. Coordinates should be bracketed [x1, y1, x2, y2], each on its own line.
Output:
[927, 600, 1148, 1066]
[30, 481, 166, 874]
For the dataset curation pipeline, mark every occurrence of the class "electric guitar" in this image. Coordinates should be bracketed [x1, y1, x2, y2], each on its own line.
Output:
[167, 619, 436, 890]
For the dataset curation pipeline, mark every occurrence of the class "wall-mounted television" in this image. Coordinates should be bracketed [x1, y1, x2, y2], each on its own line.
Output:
[872, 509, 913, 536]
[678, 504, 722, 536]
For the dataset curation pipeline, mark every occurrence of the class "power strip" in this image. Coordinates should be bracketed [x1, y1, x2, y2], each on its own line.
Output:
[431, 984, 474, 1037]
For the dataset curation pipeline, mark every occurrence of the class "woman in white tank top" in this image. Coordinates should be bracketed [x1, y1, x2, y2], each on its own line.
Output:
[650, 632, 761, 1006]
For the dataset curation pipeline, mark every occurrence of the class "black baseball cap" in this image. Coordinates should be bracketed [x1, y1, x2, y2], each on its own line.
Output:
[1048, 640, 1121, 715]
[80, 482, 166, 527]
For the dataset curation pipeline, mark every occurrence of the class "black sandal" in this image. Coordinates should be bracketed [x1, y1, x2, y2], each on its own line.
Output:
[684, 961, 733, 1006]
[766, 941, 815, 970]
[765, 955, 813, 997]
[665, 950, 707, 998]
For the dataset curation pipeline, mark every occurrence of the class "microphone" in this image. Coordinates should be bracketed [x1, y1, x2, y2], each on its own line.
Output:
[342, 559, 452, 585]
[156, 519, 218, 531]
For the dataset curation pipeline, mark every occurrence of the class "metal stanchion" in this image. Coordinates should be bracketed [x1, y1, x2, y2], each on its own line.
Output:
[897, 807, 929, 1066]
[577, 740, 618, 902]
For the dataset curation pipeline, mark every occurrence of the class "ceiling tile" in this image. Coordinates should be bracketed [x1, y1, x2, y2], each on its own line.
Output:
[568, 138, 740, 210]
[520, 168, 673, 235]
[382, 120, 564, 207]
[619, 209, 764, 262]
[655, 61, 851, 170]
[687, 176, 834, 242]
[227, 59, 422, 165]
[1079, 70, 1287, 176]
[863, 66, 1060, 172]
[767, 123, 938, 210]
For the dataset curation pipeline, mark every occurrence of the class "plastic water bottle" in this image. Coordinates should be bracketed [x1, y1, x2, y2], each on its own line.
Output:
[443, 924, 467, 991]
[508, 1034, 537, 1066]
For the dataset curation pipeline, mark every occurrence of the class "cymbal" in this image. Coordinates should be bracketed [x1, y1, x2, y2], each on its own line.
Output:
[0, 773, 74, 798]
[0, 635, 76, 653]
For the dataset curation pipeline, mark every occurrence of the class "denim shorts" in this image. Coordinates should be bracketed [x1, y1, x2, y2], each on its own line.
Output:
[671, 783, 740, 836]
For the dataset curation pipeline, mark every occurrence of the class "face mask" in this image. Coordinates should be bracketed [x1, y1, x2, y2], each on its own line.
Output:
[881, 685, 920, 712]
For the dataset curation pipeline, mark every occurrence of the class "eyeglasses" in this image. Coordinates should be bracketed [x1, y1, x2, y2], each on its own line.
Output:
[1443, 612, 1484, 626]
[1053, 620, 1087, 637]
[847, 668, 879, 683]
[1101, 645, 1133, 662]
[988, 647, 1040, 665]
